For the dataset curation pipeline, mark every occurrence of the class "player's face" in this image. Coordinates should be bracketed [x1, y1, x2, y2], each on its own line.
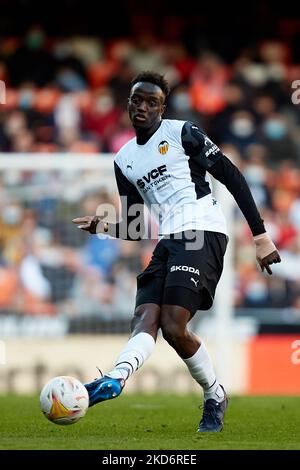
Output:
[128, 82, 166, 130]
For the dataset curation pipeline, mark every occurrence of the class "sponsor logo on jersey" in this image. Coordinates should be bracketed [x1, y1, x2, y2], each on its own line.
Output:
[137, 165, 168, 189]
[204, 136, 220, 158]
[204, 136, 213, 146]
[158, 140, 169, 155]
[170, 265, 200, 275]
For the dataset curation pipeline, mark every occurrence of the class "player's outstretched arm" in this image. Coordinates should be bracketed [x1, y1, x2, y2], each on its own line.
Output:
[72, 215, 107, 234]
[72, 212, 145, 240]
[72, 162, 145, 240]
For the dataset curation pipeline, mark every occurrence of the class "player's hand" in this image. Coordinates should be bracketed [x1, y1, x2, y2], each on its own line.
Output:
[257, 249, 281, 275]
[254, 233, 281, 275]
[72, 215, 100, 234]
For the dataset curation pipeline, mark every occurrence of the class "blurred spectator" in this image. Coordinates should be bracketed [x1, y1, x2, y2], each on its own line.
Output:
[6, 26, 56, 87]
[219, 110, 259, 156]
[108, 60, 134, 109]
[20, 253, 51, 300]
[165, 84, 203, 128]
[260, 113, 299, 166]
[82, 87, 121, 150]
[243, 144, 271, 209]
[52, 38, 88, 92]
[242, 272, 269, 308]
[54, 94, 81, 131]
[107, 111, 135, 153]
[189, 51, 229, 116]
[252, 93, 278, 123]
[79, 191, 122, 278]
[128, 34, 165, 74]
[210, 81, 249, 143]
[1, 24, 300, 321]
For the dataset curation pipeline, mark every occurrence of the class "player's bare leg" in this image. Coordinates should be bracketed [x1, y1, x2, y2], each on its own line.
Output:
[130, 303, 161, 339]
[160, 304, 228, 432]
[85, 304, 160, 406]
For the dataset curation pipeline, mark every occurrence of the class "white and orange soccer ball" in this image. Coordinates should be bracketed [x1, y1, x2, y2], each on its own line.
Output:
[40, 376, 89, 425]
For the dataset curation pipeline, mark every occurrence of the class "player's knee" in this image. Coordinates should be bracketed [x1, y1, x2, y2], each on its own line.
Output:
[160, 305, 189, 347]
[161, 322, 184, 347]
[131, 303, 161, 334]
[160, 314, 186, 346]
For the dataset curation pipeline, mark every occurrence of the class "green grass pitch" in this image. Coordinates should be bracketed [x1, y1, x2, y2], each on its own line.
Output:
[0, 394, 300, 450]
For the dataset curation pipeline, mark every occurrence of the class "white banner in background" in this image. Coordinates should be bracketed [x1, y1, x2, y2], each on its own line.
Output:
[0, 341, 5, 364]
[0, 335, 248, 395]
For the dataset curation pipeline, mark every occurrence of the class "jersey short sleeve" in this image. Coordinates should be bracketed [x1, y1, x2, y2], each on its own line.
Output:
[181, 121, 222, 169]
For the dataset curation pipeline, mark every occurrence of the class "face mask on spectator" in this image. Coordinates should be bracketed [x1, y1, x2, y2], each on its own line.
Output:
[2, 206, 22, 225]
[244, 165, 265, 185]
[231, 118, 254, 137]
[263, 119, 287, 140]
[56, 70, 86, 92]
[19, 90, 34, 109]
[171, 92, 191, 112]
[246, 279, 268, 302]
[54, 43, 73, 60]
[25, 31, 45, 50]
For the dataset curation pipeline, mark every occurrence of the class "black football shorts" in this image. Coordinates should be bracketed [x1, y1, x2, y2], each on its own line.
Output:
[135, 230, 228, 315]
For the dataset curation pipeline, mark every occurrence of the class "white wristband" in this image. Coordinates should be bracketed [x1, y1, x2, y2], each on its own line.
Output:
[253, 233, 277, 259]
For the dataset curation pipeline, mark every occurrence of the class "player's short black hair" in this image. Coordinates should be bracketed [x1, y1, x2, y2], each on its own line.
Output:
[130, 71, 170, 99]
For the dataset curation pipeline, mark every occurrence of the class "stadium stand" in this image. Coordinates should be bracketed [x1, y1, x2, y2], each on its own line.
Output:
[0, 14, 300, 327]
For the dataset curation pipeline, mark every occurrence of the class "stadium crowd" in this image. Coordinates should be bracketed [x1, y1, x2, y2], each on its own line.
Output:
[0, 26, 300, 320]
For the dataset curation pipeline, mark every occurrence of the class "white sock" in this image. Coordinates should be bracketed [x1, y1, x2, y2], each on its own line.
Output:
[182, 342, 225, 402]
[106, 332, 155, 381]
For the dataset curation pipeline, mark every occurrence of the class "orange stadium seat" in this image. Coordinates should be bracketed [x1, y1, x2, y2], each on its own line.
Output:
[22, 289, 56, 316]
[189, 79, 227, 115]
[87, 61, 118, 88]
[105, 38, 134, 62]
[272, 188, 297, 213]
[276, 166, 300, 193]
[0, 267, 18, 309]
[4, 89, 19, 109]
[68, 140, 99, 153]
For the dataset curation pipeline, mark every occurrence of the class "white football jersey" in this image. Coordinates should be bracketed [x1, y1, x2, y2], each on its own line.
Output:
[114, 119, 228, 237]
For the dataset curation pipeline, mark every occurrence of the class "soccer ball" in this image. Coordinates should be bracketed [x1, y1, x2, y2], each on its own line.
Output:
[40, 376, 89, 425]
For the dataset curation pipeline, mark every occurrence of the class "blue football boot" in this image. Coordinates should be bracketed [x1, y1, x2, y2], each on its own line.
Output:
[197, 385, 229, 432]
[84, 370, 125, 407]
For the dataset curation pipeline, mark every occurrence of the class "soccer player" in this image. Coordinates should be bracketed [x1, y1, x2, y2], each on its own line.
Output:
[72, 72, 281, 432]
